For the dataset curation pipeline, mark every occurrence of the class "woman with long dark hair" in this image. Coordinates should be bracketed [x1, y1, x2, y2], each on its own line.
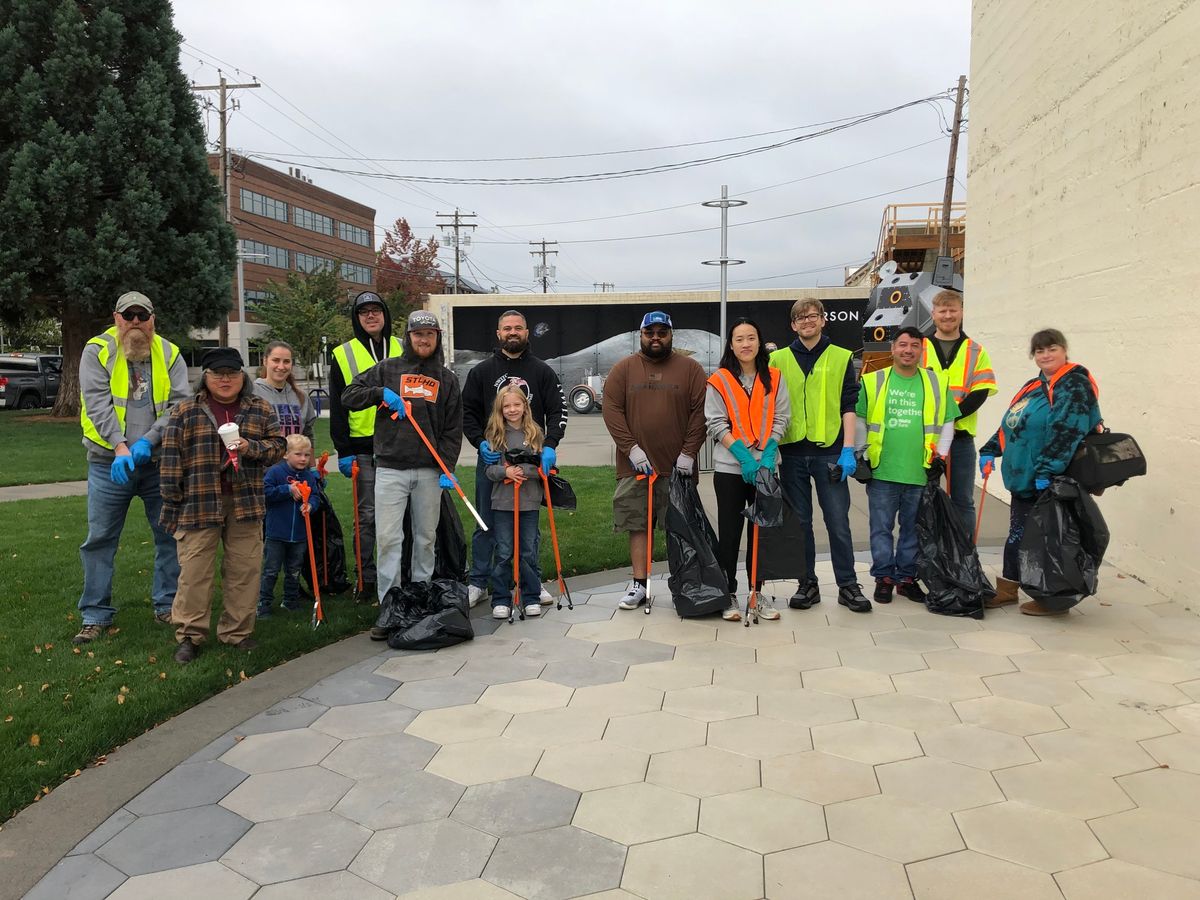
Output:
[704, 318, 791, 620]
[253, 340, 317, 439]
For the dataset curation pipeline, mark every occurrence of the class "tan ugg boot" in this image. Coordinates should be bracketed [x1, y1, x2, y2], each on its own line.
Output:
[986, 577, 1019, 608]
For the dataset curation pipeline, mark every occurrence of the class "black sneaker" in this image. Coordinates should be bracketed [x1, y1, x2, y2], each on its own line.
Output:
[788, 581, 821, 610]
[369, 626, 390, 641]
[897, 579, 927, 603]
[354, 582, 377, 605]
[174, 639, 197, 665]
[837, 583, 872, 613]
[873, 578, 894, 604]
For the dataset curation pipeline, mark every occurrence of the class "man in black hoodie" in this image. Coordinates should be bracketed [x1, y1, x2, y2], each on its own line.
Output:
[330, 291, 403, 602]
[461, 310, 567, 607]
[341, 310, 463, 617]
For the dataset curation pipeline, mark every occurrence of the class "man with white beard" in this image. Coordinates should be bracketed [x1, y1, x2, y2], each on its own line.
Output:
[74, 291, 190, 644]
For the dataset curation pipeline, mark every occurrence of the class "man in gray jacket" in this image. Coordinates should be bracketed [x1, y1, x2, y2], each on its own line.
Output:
[74, 291, 190, 644]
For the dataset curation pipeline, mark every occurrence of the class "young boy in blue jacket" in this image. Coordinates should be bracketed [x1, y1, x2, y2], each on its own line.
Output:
[258, 434, 321, 617]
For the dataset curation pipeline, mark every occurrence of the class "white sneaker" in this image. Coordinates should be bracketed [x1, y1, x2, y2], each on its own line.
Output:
[539, 587, 555, 606]
[759, 607, 781, 621]
[468, 585, 485, 608]
[722, 606, 742, 622]
[493, 605, 510, 619]
[618, 581, 648, 610]
[524, 604, 542, 617]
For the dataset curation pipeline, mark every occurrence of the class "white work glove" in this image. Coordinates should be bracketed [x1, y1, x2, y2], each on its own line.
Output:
[675, 453, 694, 476]
[628, 444, 653, 475]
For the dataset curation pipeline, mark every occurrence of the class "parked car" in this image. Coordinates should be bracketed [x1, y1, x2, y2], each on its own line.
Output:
[0, 353, 63, 409]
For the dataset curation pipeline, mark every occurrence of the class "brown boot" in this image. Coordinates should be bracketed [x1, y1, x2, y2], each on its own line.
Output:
[986, 577, 1019, 608]
[1020, 599, 1068, 617]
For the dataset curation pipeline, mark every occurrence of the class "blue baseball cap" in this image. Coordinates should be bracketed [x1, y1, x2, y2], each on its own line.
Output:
[640, 311, 672, 329]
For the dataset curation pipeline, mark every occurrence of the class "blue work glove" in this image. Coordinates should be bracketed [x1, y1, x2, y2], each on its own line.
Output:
[760, 439, 779, 473]
[479, 440, 502, 464]
[110, 455, 135, 485]
[837, 446, 857, 482]
[1035, 477, 1051, 491]
[728, 440, 759, 484]
[979, 455, 995, 477]
[129, 438, 153, 466]
[338, 456, 354, 478]
[381, 387, 405, 417]
[439, 473, 458, 491]
[629, 444, 653, 475]
[541, 445, 557, 473]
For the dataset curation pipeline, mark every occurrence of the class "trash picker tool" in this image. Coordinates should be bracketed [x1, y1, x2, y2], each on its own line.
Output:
[975, 463, 992, 545]
[350, 458, 363, 594]
[506, 477, 524, 623]
[636, 471, 658, 614]
[745, 523, 760, 627]
[538, 466, 573, 610]
[296, 481, 323, 628]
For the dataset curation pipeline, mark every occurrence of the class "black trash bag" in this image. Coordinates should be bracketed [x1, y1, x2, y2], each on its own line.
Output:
[401, 492, 469, 583]
[757, 498, 809, 582]
[379, 579, 474, 651]
[741, 468, 784, 528]
[300, 481, 352, 594]
[665, 470, 730, 617]
[542, 471, 577, 510]
[916, 481, 995, 619]
[1018, 477, 1110, 612]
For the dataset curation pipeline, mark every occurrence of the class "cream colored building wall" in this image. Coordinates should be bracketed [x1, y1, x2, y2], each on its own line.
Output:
[968, 0, 1200, 600]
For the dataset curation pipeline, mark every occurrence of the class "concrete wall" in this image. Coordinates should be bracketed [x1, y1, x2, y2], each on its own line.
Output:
[968, 0, 1200, 600]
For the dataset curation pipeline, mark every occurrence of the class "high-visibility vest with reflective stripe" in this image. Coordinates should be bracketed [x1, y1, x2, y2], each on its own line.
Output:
[921, 336, 996, 436]
[996, 363, 1099, 453]
[770, 344, 852, 448]
[80, 327, 180, 450]
[862, 366, 950, 469]
[707, 367, 781, 450]
[332, 336, 403, 438]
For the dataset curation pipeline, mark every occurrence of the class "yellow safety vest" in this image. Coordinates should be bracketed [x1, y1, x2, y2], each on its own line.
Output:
[770, 344, 852, 447]
[862, 366, 950, 469]
[80, 327, 180, 450]
[921, 336, 996, 436]
[332, 336, 403, 438]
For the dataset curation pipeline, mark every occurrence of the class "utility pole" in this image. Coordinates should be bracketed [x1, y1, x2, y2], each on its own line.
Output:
[701, 186, 747, 343]
[192, 72, 260, 349]
[939, 75, 967, 259]
[436, 209, 477, 294]
[529, 240, 558, 293]
[593, 282, 614, 292]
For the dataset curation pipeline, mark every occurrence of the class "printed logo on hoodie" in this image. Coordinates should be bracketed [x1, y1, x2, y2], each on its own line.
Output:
[401, 374, 441, 402]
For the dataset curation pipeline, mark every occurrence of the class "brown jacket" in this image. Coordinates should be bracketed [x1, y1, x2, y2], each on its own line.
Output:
[603, 350, 707, 478]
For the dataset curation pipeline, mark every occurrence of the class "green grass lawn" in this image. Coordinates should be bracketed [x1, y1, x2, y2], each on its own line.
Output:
[0, 458, 660, 822]
[0, 411, 88, 486]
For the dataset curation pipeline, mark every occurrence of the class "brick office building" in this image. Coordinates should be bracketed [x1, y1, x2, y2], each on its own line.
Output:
[204, 153, 377, 359]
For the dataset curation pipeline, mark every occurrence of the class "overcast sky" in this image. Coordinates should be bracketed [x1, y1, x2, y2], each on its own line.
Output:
[173, 0, 971, 294]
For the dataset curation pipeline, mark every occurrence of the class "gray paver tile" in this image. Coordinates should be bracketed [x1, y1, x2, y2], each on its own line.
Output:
[96, 804, 251, 876]
[310, 699, 419, 739]
[753, 642, 842, 671]
[251, 870, 394, 899]
[907, 851, 1062, 900]
[390, 675, 488, 709]
[592, 637, 675, 666]
[222, 811, 371, 884]
[856, 692, 960, 730]
[485, 824, 626, 900]
[219, 765, 353, 821]
[758, 688, 857, 726]
[106, 861, 255, 900]
[803, 665, 895, 698]
[320, 731, 438, 779]
[301, 670, 401, 706]
[351, 819, 497, 894]
[539, 657, 627, 688]
[457, 656, 548, 685]
[452, 775, 580, 836]
[873, 628, 958, 652]
[672, 640, 757, 667]
[125, 760, 247, 816]
[765, 841, 910, 899]
[219, 727, 339, 774]
[68, 808, 137, 856]
[513, 636, 597, 661]
[231, 696, 329, 736]
[1054, 858, 1200, 900]
[25, 854, 126, 900]
[545, 603, 616, 623]
[183, 732, 239, 764]
[334, 770, 464, 829]
[840, 645, 928, 675]
[622, 832, 761, 900]
[661, 684, 757, 721]
[374, 653, 468, 682]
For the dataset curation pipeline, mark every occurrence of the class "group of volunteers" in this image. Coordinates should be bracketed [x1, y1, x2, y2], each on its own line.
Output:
[71, 284, 1101, 663]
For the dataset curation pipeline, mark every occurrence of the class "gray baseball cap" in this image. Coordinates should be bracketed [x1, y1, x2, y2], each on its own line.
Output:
[406, 310, 442, 332]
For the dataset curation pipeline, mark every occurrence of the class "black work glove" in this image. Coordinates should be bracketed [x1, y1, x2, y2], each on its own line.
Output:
[926, 455, 947, 482]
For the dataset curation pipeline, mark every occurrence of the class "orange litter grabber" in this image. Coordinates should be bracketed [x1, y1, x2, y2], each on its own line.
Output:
[745, 523, 761, 627]
[538, 466, 573, 610]
[505, 476, 524, 624]
[295, 481, 323, 628]
[316, 450, 330, 478]
[975, 459, 992, 545]
[350, 458, 363, 594]
[316, 451, 330, 583]
[636, 470, 658, 614]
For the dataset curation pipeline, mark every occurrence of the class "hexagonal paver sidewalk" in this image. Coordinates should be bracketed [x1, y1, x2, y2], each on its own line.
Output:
[33, 568, 1200, 899]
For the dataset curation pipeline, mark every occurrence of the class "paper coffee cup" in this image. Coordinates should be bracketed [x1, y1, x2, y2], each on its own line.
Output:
[217, 422, 240, 449]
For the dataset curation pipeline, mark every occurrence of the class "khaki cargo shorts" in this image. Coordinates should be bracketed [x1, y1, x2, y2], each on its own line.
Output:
[612, 474, 670, 532]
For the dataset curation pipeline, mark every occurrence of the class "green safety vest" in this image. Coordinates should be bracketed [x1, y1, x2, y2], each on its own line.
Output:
[332, 336, 403, 438]
[770, 343, 852, 447]
[80, 328, 179, 450]
[862, 366, 950, 469]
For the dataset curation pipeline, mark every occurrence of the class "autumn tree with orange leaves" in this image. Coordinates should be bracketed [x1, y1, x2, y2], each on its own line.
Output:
[375, 218, 445, 326]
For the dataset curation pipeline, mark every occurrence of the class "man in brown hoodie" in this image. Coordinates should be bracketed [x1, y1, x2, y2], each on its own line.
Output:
[602, 310, 707, 610]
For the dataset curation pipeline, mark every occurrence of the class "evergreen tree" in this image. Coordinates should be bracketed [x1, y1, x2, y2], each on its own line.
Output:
[0, 0, 236, 416]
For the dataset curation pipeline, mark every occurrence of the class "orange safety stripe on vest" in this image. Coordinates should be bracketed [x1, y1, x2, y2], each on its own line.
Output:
[996, 363, 1099, 452]
[707, 367, 780, 450]
[923, 337, 996, 398]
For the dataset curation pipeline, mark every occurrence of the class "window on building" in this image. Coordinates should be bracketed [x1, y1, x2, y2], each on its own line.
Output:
[296, 252, 335, 274]
[240, 239, 289, 269]
[239, 188, 288, 223]
[244, 289, 271, 310]
[338, 221, 371, 247]
[341, 261, 372, 284]
[294, 206, 334, 236]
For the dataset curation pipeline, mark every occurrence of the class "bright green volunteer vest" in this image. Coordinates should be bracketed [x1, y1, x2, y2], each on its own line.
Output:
[862, 366, 950, 469]
[80, 327, 179, 450]
[769, 343, 852, 447]
[332, 336, 403, 438]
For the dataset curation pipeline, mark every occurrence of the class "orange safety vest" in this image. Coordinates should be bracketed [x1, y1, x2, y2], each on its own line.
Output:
[707, 367, 780, 450]
[997, 363, 1099, 452]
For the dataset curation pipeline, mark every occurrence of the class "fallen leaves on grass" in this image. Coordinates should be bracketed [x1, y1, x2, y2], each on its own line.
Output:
[72, 647, 80, 655]
[4, 716, 12, 723]
[116, 695, 125, 705]
[40, 683, 49, 692]
[29, 734, 40, 747]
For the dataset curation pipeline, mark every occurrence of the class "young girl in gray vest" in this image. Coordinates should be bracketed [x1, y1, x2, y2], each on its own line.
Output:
[485, 382, 545, 620]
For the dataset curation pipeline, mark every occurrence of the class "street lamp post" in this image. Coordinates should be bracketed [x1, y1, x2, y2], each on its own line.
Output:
[701, 185, 747, 343]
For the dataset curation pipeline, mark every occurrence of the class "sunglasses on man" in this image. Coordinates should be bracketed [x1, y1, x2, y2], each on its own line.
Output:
[119, 309, 152, 322]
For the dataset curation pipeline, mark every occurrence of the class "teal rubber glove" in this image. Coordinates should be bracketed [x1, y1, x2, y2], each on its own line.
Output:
[439, 473, 458, 490]
[979, 455, 995, 477]
[729, 440, 759, 484]
[338, 456, 354, 478]
[381, 387, 405, 417]
[837, 446, 856, 482]
[479, 440, 502, 464]
[129, 438, 153, 466]
[1035, 477, 1051, 491]
[541, 446, 557, 473]
[110, 455, 135, 485]
[760, 439, 779, 473]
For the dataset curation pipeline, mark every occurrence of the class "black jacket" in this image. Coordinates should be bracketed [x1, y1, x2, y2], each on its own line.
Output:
[328, 303, 400, 458]
[461, 348, 567, 450]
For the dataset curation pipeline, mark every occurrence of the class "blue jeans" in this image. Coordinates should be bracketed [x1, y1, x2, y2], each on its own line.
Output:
[258, 539, 306, 613]
[471, 454, 542, 589]
[78, 460, 178, 626]
[490, 509, 541, 608]
[948, 432, 977, 541]
[866, 479, 923, 581]
[779, 453, 857, 586]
